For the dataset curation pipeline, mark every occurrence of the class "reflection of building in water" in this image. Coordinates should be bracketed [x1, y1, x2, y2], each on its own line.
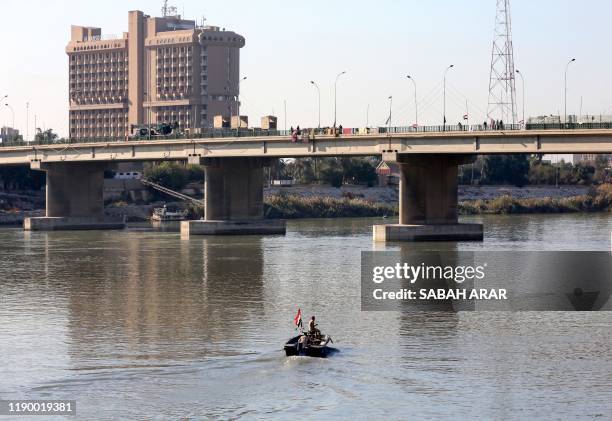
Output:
[57, 233, 264, 360]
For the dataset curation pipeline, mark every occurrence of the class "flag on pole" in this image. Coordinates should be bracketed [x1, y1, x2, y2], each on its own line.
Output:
[463, 114, 469, 120]
[293, 309, 302, 328]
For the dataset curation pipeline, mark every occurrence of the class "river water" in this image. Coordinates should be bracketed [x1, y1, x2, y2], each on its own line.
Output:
[1, 214, 611, 420]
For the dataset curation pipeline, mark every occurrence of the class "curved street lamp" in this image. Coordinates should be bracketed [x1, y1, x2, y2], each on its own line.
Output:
[564, 58, 576, 125]
[333, 71, 347, 128]
[310, 81, 321, 128]
[235, 76, 247, 129]
[515, 69, 525, 127]
[406, 75, 418, 127]
[4, 103, 15, 128]
[443, 64, 454, 131]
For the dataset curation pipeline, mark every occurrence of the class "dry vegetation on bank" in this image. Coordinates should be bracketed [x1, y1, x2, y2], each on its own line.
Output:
[263, 185, 612, 219]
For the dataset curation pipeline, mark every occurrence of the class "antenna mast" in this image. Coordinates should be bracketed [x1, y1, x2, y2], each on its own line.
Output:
[161, 1, 178, 17]
[486, 0, 518, 125]
[162, 0, 169, 17]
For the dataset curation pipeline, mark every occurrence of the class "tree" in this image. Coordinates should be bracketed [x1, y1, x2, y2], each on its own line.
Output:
[318, 159, 344, 187]
[458, 159, 483, 185]
[341, 157, 378, 186]
[481, 155, 529, 187]
[283, 159, 316, 184]
[34, 128, 58, 143]
[143, 162, 189, 190]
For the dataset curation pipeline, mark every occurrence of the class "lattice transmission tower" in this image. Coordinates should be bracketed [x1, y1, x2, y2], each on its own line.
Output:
[487, 0, 518, 124]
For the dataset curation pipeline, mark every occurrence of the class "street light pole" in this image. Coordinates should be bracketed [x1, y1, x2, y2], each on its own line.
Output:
[4, 104, 15, 128]
[333, 71, 347, 129]
[235, 76, 247, 130]
[387, 96, 393, 131]
[443, 64, 454, 131]
[26, 102, 29, 142]
[564, 58, 576, 126]
[310, 81, 321, 128]
[406, 75, 418, 128]
[515, 69, 525, 127]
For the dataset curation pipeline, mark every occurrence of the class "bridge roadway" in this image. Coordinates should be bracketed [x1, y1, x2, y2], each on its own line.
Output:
[5, 128, 612, 241]
[1, 129, 612, 165]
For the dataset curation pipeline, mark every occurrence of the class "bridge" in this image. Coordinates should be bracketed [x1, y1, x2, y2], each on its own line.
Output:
[3, 126, 612, 241]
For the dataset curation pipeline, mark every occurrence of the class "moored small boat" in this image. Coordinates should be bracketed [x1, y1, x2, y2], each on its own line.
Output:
[151, 206, 188, 221]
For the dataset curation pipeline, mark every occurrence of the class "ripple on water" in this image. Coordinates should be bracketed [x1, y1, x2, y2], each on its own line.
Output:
[1, 216, 612, 418]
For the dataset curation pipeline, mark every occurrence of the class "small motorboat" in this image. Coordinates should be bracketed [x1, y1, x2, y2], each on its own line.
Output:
[284, 333, 335, 358]
[151, 205, 188, 222]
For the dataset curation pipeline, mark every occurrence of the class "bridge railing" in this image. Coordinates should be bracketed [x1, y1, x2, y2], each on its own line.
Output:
[525, 122, 612, 130]
[2, 122, 612, 148]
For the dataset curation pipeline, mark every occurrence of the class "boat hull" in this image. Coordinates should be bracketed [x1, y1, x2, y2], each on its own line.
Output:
[284, 335, 333, 358]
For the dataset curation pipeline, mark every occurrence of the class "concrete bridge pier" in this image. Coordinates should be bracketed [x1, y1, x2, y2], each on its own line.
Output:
[373, 154, 483, 242]
[24, 161, 125, 231]
[181, 157, 286, 236]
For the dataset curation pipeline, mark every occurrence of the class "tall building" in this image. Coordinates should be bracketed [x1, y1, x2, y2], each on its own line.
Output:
[66, 9, 245, 141]
[0, 127, 20, 142]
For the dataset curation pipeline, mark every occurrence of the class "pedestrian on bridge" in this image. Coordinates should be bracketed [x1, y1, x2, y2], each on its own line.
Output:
[291, 126, 298, 142]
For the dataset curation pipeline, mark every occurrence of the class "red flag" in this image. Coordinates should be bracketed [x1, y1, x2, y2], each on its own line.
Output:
[293, 309, 302, 327]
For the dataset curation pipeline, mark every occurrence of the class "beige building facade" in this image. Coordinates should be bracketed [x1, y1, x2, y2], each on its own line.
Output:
[67, 10, 245, 140]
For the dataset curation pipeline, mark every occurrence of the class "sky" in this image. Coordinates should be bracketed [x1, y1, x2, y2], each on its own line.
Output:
[1, 0, 612, 138]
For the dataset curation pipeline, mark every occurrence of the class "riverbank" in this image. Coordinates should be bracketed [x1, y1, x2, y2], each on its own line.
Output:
[0, 184, 609, 225]
[264, 195, 393, 219]
[460, 184, 612, 215]
[264, 184, 612, 219]
[265, 184, 591, 205]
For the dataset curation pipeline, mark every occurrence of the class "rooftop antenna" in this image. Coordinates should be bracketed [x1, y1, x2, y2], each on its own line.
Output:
[161, 0, 178, 17]
[486, 0, 518, 125]
[162, 0, 169, 16]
